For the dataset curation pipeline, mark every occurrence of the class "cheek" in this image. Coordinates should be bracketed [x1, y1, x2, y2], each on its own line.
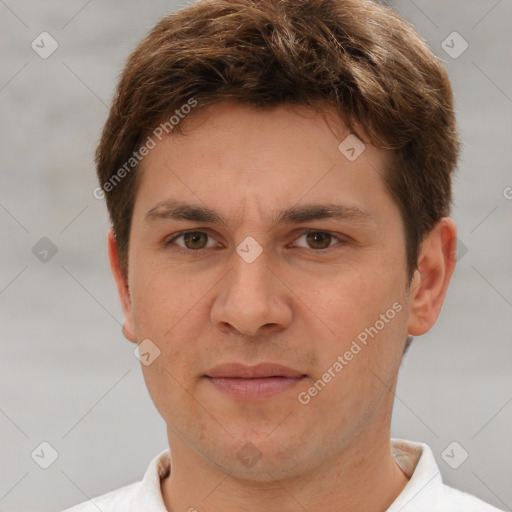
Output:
[302, 300, 408, 424]
[130, 260, 191, 335]
[308, 266, 401, 338]
[130, 263, 205, 374]
[304, 264, 409, 403]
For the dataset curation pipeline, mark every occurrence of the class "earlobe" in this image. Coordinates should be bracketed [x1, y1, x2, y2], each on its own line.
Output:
[407, 218, 457, 337]
[122, 323, 137, 343]
[107, 229, 138, 344]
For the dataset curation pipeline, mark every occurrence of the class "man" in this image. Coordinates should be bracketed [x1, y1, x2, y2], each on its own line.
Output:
[64, 0, 503, 510]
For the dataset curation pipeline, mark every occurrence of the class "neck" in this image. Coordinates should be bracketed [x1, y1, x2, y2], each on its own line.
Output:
[161, 423, 410, 512]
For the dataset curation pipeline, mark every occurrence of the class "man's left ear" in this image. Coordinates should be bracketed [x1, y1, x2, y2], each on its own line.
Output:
[407, 217, 458, 336]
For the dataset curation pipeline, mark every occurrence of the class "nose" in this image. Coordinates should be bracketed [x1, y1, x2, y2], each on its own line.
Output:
[210, 248, 293, 337]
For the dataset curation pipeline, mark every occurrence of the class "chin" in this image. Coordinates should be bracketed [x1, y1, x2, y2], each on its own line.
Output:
[200, 432, 314, 482]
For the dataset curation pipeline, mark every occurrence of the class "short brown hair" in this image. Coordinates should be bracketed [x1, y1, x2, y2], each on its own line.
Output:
[96, 0, 460, 279]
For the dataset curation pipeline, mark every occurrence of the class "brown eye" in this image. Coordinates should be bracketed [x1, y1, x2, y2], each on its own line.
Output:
[290, 230, 346, 254]
[182, 231, 209, 250]
[166, 231, 216, 252]
[304, 232, 334, 250]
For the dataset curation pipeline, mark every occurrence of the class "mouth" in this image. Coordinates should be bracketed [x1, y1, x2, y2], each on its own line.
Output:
[204, 362, 308, 399]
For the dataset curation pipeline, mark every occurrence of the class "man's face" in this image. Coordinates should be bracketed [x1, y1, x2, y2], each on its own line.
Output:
[118, 102, 415, 479]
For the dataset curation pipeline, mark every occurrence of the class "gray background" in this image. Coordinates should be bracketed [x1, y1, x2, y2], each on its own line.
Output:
[0, 1, 511, 511]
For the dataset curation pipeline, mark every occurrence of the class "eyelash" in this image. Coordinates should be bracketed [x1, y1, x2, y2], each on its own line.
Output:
[163, 229, 347, 255]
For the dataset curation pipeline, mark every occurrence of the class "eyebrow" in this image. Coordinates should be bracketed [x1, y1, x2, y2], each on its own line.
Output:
[144, 200, 374, 229]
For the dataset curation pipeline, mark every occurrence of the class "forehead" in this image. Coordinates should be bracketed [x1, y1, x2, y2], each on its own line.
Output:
[132, 101, 394, 227]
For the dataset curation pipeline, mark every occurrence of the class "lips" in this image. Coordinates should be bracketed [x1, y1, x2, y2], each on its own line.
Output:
[205, 362, 307, 399]
[206, 362, 306, 379]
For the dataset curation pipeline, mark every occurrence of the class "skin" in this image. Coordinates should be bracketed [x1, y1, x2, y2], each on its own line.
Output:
[108, 101, 457, 512]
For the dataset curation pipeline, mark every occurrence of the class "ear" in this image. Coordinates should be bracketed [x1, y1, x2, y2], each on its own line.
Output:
[107, 229, 137, 344]
[407, 217, 457, 336]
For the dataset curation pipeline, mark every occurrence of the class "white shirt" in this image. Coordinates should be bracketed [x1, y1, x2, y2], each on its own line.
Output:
[62, 438, 503, 511]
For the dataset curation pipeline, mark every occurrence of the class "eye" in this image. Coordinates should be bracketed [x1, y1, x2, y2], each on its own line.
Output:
[292, 231, 345, 251]
[165, 230, 219, 252]
[164, 229, 346, 254]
